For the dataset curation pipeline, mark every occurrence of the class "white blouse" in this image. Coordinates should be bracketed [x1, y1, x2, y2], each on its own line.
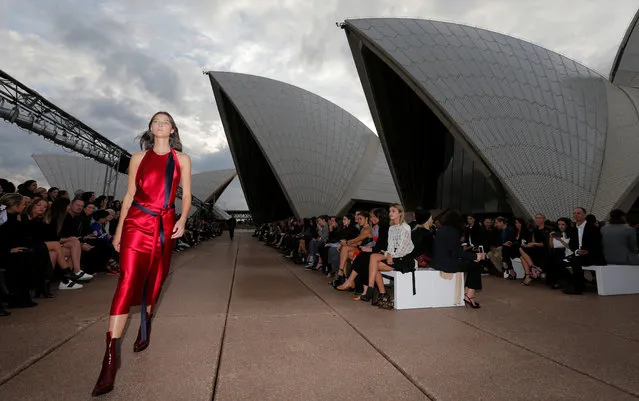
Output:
[553, 233, 572, 257]
[384, 222, 414, 258]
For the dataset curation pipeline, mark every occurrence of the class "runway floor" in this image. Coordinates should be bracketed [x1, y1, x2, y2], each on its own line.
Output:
[1, 233, 639, 400]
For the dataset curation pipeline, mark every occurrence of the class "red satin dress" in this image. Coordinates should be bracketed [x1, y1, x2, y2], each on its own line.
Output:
[110, 149, 181, 315]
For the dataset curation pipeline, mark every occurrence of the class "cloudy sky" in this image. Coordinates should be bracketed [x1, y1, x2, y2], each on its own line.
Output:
[0, 0, 636, 209]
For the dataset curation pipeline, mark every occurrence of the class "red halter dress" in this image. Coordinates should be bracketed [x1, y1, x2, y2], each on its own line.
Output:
[110, 149, 181, 316]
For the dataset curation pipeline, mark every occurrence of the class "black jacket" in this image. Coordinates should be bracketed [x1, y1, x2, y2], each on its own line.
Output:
[568, 222, 606, 265]
[410, 226, 434, 258]
[431, 224, 477, 273]
[338, 224, 359, 241]
[464, 223, 483, 247]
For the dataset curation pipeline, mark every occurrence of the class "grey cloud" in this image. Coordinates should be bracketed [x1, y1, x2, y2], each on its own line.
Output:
[53, 15, 182, 104]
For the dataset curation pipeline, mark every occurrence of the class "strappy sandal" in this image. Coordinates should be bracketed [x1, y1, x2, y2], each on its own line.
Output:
[464, 295, 481, 309]
[521, 274, 533, 286]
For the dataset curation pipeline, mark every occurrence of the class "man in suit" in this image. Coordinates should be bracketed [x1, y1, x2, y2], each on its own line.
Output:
[562, 207, 606, 295]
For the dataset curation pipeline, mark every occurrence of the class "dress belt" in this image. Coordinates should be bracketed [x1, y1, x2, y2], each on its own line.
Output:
[132, 201, 175, 251]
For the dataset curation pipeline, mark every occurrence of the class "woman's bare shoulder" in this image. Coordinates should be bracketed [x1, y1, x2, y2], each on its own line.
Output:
[175, 150, 190, 160]
[130, 151, 147, 162]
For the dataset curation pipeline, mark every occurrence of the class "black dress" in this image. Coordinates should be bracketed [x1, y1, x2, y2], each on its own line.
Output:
[0, 213, 53, 297]
[431, 224, 482, 290]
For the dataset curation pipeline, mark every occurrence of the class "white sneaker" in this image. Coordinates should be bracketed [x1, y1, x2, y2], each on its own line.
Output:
[74, 271, 93, 282]
[59, 280, 84, 290]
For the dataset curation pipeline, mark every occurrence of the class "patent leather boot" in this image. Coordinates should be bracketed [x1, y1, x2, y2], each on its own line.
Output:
[133, 312, 153, 352]
[92, 332, 121, 397]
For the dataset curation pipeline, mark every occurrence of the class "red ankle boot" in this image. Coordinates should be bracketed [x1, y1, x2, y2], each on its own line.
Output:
[92, 332, 121, 397]
[133, 313, 153, 352]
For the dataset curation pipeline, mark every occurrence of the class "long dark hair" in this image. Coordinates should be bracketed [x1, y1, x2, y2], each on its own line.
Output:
[609, 209, 626, 225]
[439, 209, 464, 231]
[46, 198, 71, 236]
[371, 207, 389, 227]
[138, 111, 183, 151]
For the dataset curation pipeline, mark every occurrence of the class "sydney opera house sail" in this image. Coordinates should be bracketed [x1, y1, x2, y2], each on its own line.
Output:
[343, 17, 639, 219]
[208, 71, 399, 223]
[611, 8, 639, 88]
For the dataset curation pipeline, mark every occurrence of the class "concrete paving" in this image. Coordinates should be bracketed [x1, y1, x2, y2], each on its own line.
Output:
[1, 233, 638, 400]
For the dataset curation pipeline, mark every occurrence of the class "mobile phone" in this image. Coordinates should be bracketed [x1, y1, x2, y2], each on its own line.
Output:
[478, 246, 485, 254]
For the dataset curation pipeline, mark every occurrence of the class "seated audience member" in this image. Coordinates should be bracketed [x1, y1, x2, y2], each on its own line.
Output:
[21, 198, 64, 296]
[0, 193, 53, 307]
[94, 195, 108, 210]
[67, 198, 111, 274]
[410, 208, 435, 267]
[463, 214, 483, 250]
[35, 187, 48, 199]
[546, 217, 572, 288]
[294, 218, 316, 263]
[43, 198, 91, 288]
[47, 187, 59, 202]
[510, 218, 532, 284]
[305, 216, 329, 269]
[360, 204, 414, 309]
[586, 214, 599, 228]
[327, 214, 359, 278]
[487, 216, 517, 279]
[335, 212, 373, 282]
[90, 209, 112, 240]
[337, 208, 389, 296]
[520, 213, 550, 284]
[560, 207, 606, 295]
[104, 209, 117, 236]
[81, 191, 96, 207]
[0, 178, 17, 195]
[316, 216, 338, 273]
[17, 180, 38, 198]
[431, 209, 486, 308]
[601, 209, 639, 265]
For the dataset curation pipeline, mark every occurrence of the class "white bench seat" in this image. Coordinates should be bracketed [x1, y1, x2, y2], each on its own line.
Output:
[381, 268, 465, 310]
[582, 265, 639, 296]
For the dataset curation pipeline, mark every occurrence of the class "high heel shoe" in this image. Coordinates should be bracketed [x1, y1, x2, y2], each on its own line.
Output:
[464, 295, 481, 309]
[521, 274, 533, 286]
[359, 287, 374, 302]
[133, 312, 153, 353]
[92, 332, 121, 397]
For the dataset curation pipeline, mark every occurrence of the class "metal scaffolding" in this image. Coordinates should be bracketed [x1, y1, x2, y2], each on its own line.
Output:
[0, 69, 206, 210]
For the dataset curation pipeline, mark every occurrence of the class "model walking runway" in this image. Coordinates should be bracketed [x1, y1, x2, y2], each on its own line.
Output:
[92, 111, 192, 397]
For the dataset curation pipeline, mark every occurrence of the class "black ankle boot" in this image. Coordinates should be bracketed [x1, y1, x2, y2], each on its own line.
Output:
[359, 287, 374, 302]
[34, 281, 55, 299]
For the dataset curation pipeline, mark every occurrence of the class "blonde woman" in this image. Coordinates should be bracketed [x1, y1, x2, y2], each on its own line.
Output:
[361, 204, 414, 309]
